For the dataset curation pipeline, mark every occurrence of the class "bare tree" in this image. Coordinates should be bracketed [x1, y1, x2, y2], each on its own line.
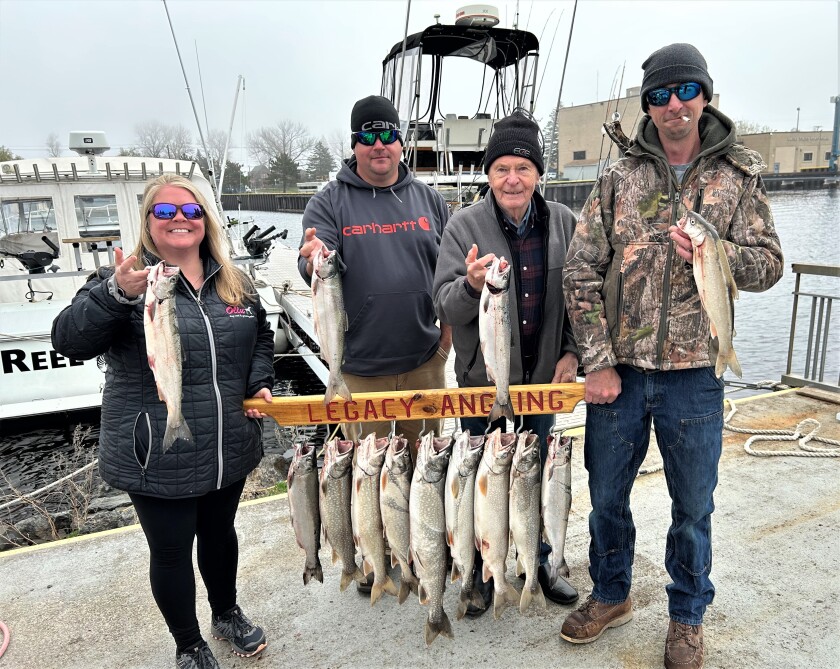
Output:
[247, 120, 315, 166]
[133, 121, 195, 158]
[46, 132, 62, 158]
[325, 128, 353, 168]
[735, 120, 774, 136]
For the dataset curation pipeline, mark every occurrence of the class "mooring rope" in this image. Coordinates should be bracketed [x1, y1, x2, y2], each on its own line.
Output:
[723, 398, 840, 457]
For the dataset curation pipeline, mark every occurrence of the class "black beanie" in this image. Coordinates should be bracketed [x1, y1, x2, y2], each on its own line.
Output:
[640, 43, 713, 112]
[350, 95, 401, 148]
[483, 110, 545, 175]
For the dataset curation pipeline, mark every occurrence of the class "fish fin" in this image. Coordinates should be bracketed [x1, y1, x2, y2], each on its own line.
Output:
[418, 583, 430, 606]
[370, 583, 383, 606]
[493, 581, 520, 620]
[390, 551, 398, 568]
[362, 557, 373, 576]
[477, 472, 489, 496]
[458, 588, 486, 620]
[515, 554, 524, 577]
[383, 575, 398, 596]
[482, 562, 492, 583]
[449, 478, 460, 499]
[331, 547, 340, 565]
[325, 373, 352, 403]
[303, 561, 323, 585]
[718, 348, 742, 379]
[162, 415, 193, 453]
[425, 612, 454, 646]
[715, 239, 739, 300]
[340, 566, 365, 592]
[450, 560, 460, 583]
[489, 400, 514, 423]
[446, 529, 454, 548]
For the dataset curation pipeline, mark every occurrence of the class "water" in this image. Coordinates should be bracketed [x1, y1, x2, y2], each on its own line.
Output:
[1, 191, 837, 514]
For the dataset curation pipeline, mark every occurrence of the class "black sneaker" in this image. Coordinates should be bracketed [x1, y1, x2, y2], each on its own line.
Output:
[176, 640, 220, 669]
[210, 605, 267, 657]
[356, 572, 374, 594]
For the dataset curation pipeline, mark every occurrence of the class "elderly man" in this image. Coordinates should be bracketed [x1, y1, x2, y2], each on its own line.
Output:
[433, 109, 579, 616]
[561, 44, 783, 668]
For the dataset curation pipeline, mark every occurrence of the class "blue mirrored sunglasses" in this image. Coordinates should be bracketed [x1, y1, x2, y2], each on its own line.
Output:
[646, 82, 703, 107]
[352, 129, 402, 146]
[148, 203, 205, 220]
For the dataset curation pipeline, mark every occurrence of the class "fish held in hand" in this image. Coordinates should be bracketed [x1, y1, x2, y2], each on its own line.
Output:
[319, 437, 364, 591]
[677, 211, 742, 378]
[312, 248, 352, 403]
[479, 256, 513, 423]
[444, 430, 485, 619]
[143, 261, 192, 452]
[410, 432, 454, 645]
[288, 441, 323, 585]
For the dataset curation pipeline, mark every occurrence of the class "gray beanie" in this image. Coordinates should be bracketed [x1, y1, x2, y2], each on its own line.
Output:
[640, 43, 713, 112]
[484, 110, 545, 175]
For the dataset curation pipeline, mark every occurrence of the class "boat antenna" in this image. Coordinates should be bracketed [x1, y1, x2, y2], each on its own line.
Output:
[161, 0, 223, 217]
[217, 75, 245, 201]
[547, 0, 577, 182]
[195, 41, 211, 142]
[395, 0, 412, 114]
[534, 9, 564, 104]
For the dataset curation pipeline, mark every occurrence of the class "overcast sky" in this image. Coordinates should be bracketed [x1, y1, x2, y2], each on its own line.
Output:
[0, 0, 837, 165]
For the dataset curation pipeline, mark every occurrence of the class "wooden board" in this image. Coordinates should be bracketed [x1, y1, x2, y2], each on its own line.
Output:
[243, 382, 586, 426]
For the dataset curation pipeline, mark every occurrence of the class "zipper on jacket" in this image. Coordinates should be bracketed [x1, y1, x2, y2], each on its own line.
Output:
[132, 413, 153, 489]
[655, 183, 680, 366]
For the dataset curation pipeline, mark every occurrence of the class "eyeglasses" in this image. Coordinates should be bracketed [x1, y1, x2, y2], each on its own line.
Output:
[646, 82, 703, 107]
[148, 203, 205, 220]
[352, 129, 402, 146]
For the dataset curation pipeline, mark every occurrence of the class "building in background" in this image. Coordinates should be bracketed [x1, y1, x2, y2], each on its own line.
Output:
[739, 130, 834, 173]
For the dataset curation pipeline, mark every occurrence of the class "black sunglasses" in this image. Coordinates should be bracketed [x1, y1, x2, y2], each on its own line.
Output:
[646, 82, 703, 107]
[148, 203, 205, 220]
[352, 129, 402, 146]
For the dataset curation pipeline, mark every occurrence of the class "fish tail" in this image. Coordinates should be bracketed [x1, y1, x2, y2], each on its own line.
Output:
[493, 581, 520, 620]
[489, 399, 514, 423]
[716, 348, 742, 379]
[162, 414, 193, 453]
[370, 575, 398, 605]
[457, 587, 486, 620]
[424, 612, 454, 646]
[302, 561, 323, 585]
[520, 579, 546, 614]
[324, 372, 352, 404]
[339, 566, 365, 592]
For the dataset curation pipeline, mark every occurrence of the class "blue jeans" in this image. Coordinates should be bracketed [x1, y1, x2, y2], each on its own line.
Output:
[460, 412, 555, 563]
[584, 365, 723, 625]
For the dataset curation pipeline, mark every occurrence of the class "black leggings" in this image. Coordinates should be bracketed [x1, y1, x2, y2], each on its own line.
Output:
[129, 478, 246, 651]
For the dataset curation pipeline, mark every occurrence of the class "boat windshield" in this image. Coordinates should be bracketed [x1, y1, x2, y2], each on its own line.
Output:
[74, 195, 120, 236]
[0, 198, 56, 236]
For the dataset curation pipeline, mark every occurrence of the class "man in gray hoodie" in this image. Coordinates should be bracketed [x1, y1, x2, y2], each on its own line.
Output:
[433, 109, 580, 615]
[298, 94, 451, 446]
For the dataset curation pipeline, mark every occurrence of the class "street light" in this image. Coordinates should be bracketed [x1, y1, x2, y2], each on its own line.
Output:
[796, 107, 800, 132]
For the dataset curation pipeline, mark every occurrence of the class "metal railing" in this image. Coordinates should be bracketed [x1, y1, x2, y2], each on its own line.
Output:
[783, 263, 840, 392]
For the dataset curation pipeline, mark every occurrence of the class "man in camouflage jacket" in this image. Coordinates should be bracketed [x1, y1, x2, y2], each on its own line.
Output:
[560, 44, 783, 669]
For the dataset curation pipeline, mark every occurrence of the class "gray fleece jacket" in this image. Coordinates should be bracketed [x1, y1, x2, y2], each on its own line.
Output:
[433, 191, 578, 389]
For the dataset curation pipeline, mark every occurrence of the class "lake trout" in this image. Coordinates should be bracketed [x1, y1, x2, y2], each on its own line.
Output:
[288, 441, 323, 585]
[509, 430, 546, 614]
[379, 434, 419, 604]
[351, 433, 397, 605]
[143, 261, 192, 452]
[444, 430, 486, 619]
[474, 428, 519, 619]
[479, 256, 513, 423]
[541, 433, 573, 583]
[678, 211, 742, 378]
[312, 248, 352, 403]
[319, 437, 364, 591]
[409, 431, 454, 645]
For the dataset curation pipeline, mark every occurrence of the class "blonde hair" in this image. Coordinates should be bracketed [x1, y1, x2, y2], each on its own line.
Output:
[133, 173, 254, 306]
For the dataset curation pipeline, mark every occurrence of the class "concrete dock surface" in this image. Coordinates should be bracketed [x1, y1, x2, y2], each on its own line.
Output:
[1, 389, 839, 668]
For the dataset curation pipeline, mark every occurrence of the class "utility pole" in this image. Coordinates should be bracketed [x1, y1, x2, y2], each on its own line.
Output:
[830, 96, 839, 172]
[796, 107, 800, 132]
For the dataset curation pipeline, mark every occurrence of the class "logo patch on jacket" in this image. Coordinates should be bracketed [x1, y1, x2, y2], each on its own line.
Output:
[343, 215, 433, 236]
[226, 305, 254, 318]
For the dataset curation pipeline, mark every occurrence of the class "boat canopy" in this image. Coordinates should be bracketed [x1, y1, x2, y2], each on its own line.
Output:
[383, 24, 538, 70]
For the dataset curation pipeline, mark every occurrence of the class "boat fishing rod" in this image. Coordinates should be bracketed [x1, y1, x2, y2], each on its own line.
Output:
[161, 0, 224, 219]
[217, 76, 245, 199]
[545, 0, 577, 186]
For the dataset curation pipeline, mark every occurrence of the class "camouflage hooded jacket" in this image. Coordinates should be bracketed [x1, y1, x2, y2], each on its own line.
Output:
[563, 105, 783, 373]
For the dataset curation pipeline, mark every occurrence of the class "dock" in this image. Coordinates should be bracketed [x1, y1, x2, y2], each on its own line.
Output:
[1, 389, 838, 668]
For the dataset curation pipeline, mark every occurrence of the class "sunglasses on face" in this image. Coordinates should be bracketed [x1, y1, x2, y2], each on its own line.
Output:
[352, 129, 402, 146]
[646, 82, 703, 107]
[148, 203, 205, 220]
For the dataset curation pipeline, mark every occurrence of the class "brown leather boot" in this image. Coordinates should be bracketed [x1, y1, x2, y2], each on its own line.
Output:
[559, 595, 633, 643]
[664, 620, 704, 668]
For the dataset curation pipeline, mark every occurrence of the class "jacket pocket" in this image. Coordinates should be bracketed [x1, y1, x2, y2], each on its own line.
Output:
[132, 412, 153, 473]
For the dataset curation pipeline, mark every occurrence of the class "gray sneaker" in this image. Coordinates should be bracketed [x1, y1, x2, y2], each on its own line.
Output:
[176, 640, 219, 669]
[210, 605, 267, 657]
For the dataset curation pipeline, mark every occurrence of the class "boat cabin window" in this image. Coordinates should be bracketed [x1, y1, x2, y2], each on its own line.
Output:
[74, 195, 120, 237]
[0, 198, 56, 235]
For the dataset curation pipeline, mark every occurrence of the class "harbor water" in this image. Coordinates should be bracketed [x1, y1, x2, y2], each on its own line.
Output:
[1, 190, 838, 515]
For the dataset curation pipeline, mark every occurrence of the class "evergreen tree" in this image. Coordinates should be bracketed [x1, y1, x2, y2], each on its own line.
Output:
[305, 140, 336, 180]
[0, 145, 23, 161]
[267, 152, 299, 191]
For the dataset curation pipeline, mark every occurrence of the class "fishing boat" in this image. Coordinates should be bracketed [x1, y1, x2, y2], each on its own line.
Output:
[0, 131, 290, 420]
[380, 4, 539, 207]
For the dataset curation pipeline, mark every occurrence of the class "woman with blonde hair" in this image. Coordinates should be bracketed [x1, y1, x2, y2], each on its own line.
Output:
[53, 172, 274, 668]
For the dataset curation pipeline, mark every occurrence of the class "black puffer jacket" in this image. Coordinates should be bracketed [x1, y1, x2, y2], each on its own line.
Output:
[51, 257, 275, 498]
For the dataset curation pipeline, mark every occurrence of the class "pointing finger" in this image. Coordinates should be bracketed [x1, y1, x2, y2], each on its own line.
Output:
[465, 244, 478, 264]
